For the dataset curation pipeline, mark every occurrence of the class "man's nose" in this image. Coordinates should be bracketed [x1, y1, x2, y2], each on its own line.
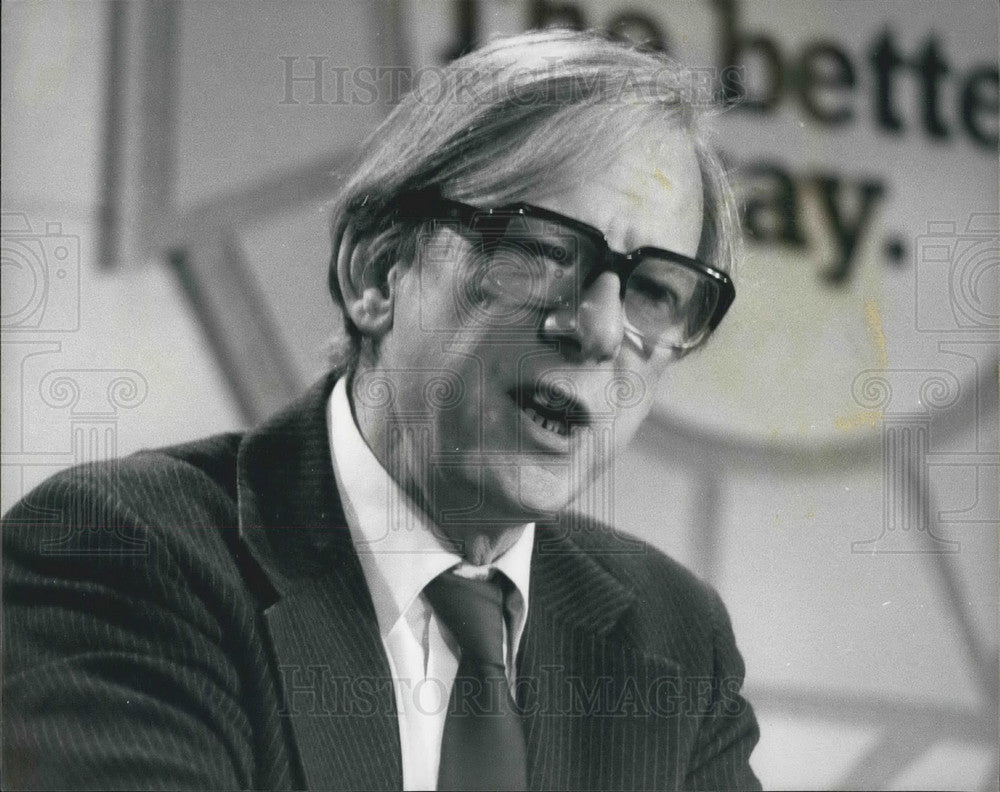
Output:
[543, 271, 625, 362]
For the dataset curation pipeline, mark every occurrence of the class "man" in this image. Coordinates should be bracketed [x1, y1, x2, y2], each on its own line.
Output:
[3, 30, 760, 791]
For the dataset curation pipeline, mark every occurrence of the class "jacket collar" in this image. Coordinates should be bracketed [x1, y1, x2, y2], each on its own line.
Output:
[236, 370, 403, 790]
[237, 370, 350, 595]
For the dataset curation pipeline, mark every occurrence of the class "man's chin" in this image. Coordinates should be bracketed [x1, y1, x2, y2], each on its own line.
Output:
[443, 488, 571, 527]
[510, 468, 582, 523]
[429, 459, 595, 525]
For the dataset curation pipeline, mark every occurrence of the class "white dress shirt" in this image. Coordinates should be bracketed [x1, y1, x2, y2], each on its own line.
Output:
[327, 377, 534, 791]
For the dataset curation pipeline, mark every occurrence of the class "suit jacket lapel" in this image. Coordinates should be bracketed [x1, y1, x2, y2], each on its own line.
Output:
[236, 372, 402, 791]
[520, 524, 687, 791]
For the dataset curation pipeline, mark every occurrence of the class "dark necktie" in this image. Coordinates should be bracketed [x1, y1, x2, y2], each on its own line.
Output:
[423, 570, 529, 791]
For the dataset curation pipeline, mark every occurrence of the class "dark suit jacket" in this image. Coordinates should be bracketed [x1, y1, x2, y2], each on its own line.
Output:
[3, 373, 760, 791]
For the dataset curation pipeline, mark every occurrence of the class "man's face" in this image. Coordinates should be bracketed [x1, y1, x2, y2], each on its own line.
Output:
[355, 119, 704, 527]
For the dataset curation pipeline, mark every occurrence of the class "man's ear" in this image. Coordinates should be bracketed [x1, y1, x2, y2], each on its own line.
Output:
[336, 221, 404, 339]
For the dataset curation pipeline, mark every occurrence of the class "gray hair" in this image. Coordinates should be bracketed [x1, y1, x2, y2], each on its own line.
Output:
[327, 28, 740, 369]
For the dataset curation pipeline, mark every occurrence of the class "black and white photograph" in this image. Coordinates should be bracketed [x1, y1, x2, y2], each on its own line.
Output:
[1, 1, 997, 789]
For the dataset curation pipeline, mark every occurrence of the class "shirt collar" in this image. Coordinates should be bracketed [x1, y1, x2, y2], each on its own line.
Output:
[327, 376, 533, 639]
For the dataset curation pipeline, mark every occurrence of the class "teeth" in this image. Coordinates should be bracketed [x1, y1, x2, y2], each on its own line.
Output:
[523, 405, 569, 437]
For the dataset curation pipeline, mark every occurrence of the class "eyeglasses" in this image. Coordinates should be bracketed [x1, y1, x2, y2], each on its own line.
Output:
[390, 191, 735, 355]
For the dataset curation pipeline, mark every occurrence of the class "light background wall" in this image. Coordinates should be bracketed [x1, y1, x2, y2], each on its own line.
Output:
[2, 1, 996, 789]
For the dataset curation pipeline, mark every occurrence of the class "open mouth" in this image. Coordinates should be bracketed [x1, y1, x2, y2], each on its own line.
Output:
[508, 384, 591, 438]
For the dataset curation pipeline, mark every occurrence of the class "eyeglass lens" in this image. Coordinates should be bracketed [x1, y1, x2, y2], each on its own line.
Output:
[465, 213, 721, 349]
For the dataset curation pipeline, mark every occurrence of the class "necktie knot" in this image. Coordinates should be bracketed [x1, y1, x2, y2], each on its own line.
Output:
[424, 571, 507, 667]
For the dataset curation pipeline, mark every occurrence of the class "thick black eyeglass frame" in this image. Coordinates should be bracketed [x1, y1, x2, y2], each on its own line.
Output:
[389, 190, 736, 350]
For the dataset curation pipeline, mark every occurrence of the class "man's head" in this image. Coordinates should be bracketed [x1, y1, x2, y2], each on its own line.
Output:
[328, 29, 738, 534]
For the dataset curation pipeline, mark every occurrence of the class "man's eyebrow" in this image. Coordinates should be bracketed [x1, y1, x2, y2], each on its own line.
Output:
[532, 221, 581, 243]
